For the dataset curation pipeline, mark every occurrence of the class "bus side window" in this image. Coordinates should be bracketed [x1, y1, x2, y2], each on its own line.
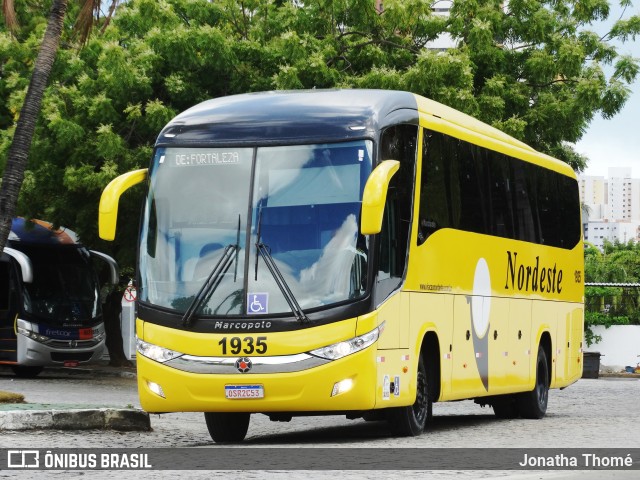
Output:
[376, 124, 418, 302]
[419, 130, 463, 244]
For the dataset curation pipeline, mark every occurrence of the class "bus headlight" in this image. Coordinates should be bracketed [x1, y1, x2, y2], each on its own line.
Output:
[136, 338, 183, 363]
[93, 324, 106, 342]
[309, 324, 383, 361]
[16, 320, 49, 343]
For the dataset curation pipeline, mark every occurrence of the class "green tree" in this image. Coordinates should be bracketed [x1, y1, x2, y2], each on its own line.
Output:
[0, 0, 123, 254]
[0, 0, 70, 258]
[587, 239, 640, 283]
[585, 240, 640, 345]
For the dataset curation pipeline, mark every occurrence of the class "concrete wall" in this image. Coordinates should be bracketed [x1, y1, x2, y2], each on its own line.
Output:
[584, 325, 640, 369]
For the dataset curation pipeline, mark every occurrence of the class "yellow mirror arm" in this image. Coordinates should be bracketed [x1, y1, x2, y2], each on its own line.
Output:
[99, 169, 148, 241]
[361, 160, 400, 235]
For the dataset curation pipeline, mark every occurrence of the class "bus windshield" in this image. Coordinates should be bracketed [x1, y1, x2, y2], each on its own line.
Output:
[19, 245, 101, 324]
[140, 140, 373, 317]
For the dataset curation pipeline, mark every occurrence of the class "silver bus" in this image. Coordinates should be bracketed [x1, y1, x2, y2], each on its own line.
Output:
[0, 218, 118, 377]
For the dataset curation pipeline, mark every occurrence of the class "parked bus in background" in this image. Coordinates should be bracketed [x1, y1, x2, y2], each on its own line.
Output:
[99, 90, 583, 442]
[0, 218, 118, 377]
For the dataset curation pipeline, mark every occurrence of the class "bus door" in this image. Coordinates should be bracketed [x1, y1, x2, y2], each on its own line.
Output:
[555, 305, 582, 385]
[374, 124, 417, 350]
[568, 307, 584, 381]
[0, 255, 18, 363]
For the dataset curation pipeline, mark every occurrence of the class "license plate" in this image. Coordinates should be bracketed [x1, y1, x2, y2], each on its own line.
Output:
[225, 385, 264, 399]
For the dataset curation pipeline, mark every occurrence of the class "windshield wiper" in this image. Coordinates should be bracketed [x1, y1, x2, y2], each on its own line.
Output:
[182, 215, 241, 328]
[256, 243, 309, 323]
[181, 244, 237, 328]
[254, 202, 264, 282]
[233, 214, 240, 282]
[254, 204, 308, 323]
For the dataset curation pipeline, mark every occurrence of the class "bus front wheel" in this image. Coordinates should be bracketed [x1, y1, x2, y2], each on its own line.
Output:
[387, 355, 431, 436]
[204, 412, 250, 443]
[518, 347, 549, 419]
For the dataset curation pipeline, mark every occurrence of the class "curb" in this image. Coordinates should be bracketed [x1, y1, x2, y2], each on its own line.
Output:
[37, 363, 137, 379]
[43, 367, 137, 379]
[598, 372, 640, 378]
[1, 363, 137, 379]
[0, 407, 151, 431]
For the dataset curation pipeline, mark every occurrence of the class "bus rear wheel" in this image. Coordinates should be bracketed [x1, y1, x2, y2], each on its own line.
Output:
[387, 355, 431, 436]
[518, 347, 549, 419]
[204, 412, 250, 443]
[11, 366, 43, 378]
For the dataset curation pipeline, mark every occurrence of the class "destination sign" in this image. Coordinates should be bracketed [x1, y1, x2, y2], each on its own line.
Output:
[166, 151, 241, 167]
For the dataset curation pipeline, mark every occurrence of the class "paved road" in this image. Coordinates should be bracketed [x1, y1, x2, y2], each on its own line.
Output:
[1, 367, 639, 479]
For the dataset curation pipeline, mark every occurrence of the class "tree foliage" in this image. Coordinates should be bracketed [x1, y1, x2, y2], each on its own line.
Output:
[585, 239, 640, 283]
[0, 0, 70, 273]
[1, 0, 639, 271]
[585, 240, 640, 345]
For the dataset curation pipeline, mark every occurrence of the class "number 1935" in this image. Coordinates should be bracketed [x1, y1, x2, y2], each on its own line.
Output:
[218, 336, 267, 355]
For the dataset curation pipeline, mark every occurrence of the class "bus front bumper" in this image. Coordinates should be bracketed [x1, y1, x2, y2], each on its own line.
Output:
[137, 347, 378, 413]
[16, 333, 106, 366]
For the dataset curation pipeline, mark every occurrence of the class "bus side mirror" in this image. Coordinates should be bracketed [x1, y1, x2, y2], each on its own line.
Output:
[360, 160, 400, 235]
[99, 169, 148, 241]
[90, 250, 119, 286]
[3, 248, 33, 283]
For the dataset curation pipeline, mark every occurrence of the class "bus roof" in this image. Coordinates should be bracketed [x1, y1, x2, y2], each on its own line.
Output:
[8, 218, 79, 245]
[157, 90, 417, 145]
[156, 89, 574, 177]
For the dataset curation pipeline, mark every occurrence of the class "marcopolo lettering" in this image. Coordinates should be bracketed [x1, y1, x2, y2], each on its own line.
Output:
[504, 251, 563, 294]
[213, 321, 272, 330]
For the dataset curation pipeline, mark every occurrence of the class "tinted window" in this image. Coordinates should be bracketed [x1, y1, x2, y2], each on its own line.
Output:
[419, 130, 580, 249]
[376, 125, 418, 302]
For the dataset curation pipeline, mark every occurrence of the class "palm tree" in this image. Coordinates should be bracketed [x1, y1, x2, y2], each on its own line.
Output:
[0, 0, 110, 254]
[0, 0, 71, 254]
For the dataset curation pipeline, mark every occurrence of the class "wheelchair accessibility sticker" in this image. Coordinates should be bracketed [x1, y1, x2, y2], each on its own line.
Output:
[247, 293, 268, 315]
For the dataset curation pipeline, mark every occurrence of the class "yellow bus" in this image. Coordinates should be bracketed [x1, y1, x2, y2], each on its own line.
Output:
[99, 90, 583, 442]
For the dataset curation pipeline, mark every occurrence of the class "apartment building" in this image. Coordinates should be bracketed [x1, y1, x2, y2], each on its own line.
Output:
[579, 168, 640, 249]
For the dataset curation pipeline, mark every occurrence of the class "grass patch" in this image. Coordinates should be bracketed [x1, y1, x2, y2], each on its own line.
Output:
[0, 390, 25, 403]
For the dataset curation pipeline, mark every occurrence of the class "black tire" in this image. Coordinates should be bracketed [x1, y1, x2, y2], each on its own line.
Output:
[11, 366, 43, 378]
[518, 347, 550, 419]
[204, 412, 250, 443]
[492, 394, 519, 419]
[387, 355, 431, 436]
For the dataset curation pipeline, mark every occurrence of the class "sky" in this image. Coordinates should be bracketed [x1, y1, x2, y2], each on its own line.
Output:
[576, 3, 640, 178]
